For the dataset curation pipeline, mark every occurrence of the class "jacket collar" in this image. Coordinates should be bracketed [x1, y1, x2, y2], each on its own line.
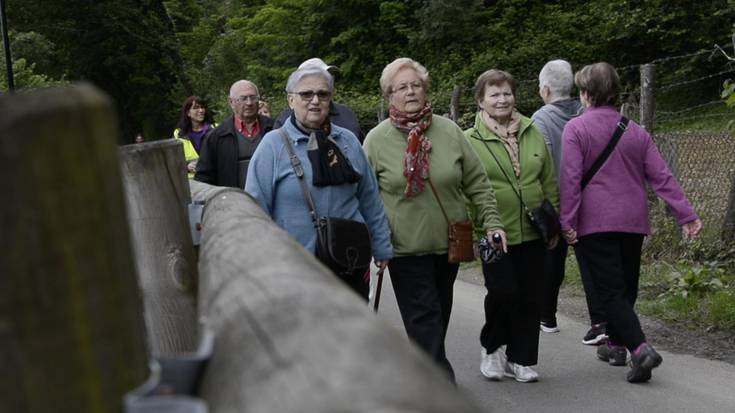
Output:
[470, 111, 535, 141]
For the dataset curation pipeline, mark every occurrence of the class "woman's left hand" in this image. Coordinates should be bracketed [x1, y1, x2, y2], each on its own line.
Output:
[547, 235, 559, 250]
[374, 259, 389, 273]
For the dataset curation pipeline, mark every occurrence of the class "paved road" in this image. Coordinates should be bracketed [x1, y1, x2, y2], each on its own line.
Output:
[372, 269, 735, 412]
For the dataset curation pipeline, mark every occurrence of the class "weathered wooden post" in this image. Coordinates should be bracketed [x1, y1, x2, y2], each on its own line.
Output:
[450, 84, 461, 122]
[0, 84, 148, 412]
[119, 139, 199, 355]
[640, 63, 655, 133]
[190, 180, 481, 413]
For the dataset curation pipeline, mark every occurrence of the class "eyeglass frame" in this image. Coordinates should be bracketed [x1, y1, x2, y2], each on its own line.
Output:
[231, 95, 260, 103]
[289, 89, 332, 102]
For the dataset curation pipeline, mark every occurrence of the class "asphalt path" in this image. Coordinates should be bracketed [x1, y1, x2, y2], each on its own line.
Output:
[371, 269, 735, 412]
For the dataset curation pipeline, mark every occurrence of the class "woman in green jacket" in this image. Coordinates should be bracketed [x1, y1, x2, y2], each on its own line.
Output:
[464, 69, 559, 383]
[364, 58, 505, 382]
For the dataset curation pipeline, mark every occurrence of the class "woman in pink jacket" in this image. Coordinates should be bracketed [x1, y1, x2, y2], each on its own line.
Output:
[560, 62, 702, 383]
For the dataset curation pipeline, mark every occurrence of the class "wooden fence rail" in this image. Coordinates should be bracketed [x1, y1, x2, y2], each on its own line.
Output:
[190, 180, 481, 413]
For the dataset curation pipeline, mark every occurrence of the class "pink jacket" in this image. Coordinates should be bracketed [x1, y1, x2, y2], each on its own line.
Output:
[560, 106, 697, 237]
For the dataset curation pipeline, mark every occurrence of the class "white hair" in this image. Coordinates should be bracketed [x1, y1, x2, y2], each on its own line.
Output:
[539, 60, 574, 99]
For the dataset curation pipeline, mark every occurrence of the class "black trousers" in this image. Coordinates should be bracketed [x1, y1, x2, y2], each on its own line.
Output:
[574, 250, 607, 325]
[334, 267, 369, 301]
[574, 232, 646, 350]
[540, 241, 567, 323]
[481, 240, 544, 366]
[389, 254, 459, 380]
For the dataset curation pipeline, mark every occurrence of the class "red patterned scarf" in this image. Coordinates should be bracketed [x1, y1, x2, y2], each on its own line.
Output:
[389, 103, 433, 197]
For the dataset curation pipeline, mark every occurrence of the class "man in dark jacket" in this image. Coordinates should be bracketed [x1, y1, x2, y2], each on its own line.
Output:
[532, 60, 608, 346]
[274, 58, 364, 143]
[195, 80, 274, 188]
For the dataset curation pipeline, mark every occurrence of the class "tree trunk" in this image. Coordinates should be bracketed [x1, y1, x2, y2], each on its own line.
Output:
[190, 180, 481, 413]
[119, 139, 198, 355]
[0, 84, 148, 412]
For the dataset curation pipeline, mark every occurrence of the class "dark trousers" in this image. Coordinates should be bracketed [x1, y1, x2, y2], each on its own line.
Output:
[481, 240, 544, 366]
[574, 233, 646, 350]
[334, 267, 369, 300]
[389, 254, 459, 380]
[575, 251, 607, 325]
[540, 241, 567, 323]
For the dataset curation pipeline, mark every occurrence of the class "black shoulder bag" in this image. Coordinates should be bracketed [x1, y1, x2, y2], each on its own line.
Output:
[476, 132, 560, 244]
[277, 129, 372, 276]
[581, 117, 629, 190]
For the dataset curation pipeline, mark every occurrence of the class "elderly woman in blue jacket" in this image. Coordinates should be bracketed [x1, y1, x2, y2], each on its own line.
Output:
[245, 65, 392, 299]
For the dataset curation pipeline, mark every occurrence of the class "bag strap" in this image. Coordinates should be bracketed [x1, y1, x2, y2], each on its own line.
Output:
[426, 178, 450, 225]
[474, 131, 532, 215]
[581, 116, 629, 190]
[278, 128, 319, 227]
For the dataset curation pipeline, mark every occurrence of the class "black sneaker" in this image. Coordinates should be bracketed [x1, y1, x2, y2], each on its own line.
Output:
[540, 319, 560, 333]
[627, 343, 663, 383]
[582, 323, 608, 345]
[596, 344, 627, 366]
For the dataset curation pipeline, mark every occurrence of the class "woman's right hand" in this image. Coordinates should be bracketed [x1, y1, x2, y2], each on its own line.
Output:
[562, 228, 578, 245]
[488, 229, 507, 253]
[682, 219, 703, 240]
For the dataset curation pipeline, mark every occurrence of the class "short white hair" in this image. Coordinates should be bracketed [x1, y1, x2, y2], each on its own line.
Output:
[539, 60, 574, 99]
[229, 80, 259, 98]
[379, 57, 430, 98]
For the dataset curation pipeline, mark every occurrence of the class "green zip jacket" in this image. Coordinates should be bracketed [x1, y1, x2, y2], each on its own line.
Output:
[364, 115, 503, 257]
[464, 112, 559, 246]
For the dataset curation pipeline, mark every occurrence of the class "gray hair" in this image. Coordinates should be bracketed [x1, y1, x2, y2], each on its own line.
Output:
[229, 80, 259, 97]
[539, 60, 574, 99]
[379, 57, 430, 98]
[285, 67, 334, 93]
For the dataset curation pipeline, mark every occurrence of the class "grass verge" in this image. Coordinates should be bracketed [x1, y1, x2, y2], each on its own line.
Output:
[562, 251, 735, 334]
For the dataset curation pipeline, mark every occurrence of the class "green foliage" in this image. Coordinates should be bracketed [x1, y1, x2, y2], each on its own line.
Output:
[661, 262, 725, 299]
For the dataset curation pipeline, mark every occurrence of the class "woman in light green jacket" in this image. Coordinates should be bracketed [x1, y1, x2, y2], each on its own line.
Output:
[364, 58, 505, 383]
[464, 69, 559, 383]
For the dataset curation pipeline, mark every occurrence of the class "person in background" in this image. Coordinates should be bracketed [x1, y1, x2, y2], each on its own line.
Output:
[195, 80, 274, 188]
[258, 100, 271, 118]
[173, 95, 216, 177]
[531, 60, 607, 344]
[364, 58, 505, 383]
[465, 69, 559, 383]
[274, 58, 364, 143]
[560, 62, 702, 383]
[246, 65, 392, 299]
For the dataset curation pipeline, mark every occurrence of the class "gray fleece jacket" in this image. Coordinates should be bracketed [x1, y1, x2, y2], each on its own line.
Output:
[531, 99, 584, 180]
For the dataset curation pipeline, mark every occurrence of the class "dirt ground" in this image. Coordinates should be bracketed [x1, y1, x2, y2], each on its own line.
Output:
[458, 267, 735, 366]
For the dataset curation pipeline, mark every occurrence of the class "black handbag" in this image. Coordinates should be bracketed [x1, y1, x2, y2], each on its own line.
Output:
[278, 129, 372, 275]
[477, 133, 560, 244]
[527, 199, 561, 244]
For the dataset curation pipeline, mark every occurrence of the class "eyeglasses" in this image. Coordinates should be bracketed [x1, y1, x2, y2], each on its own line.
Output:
[393, 82, 423, 95]
[292, 90, 331, 102]
[233, 95, 259, 103]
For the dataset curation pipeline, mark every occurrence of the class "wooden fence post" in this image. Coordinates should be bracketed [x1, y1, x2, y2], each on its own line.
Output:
[189, 180, 481, 413]
[0, 84, 148, 412]
[450, 84, 461, 122]
[640, 63, 656, 134]
[119, 139, 199, 355]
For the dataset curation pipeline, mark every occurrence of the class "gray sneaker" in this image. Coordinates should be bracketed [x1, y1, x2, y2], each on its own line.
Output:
[597, 344, 627, 366]
[627, 343, 663, 383]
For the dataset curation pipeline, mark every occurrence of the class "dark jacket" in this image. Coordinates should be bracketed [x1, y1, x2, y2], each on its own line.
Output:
[194, 114, 274, 188]
[274, 101, 364, 143]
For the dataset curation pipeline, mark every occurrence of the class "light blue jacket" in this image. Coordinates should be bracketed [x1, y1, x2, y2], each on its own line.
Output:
[245, 118, 393, 261]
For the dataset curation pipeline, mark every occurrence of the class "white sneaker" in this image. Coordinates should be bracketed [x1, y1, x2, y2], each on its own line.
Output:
[504, 361, 539, 383]
[480, 347, 507, 381]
